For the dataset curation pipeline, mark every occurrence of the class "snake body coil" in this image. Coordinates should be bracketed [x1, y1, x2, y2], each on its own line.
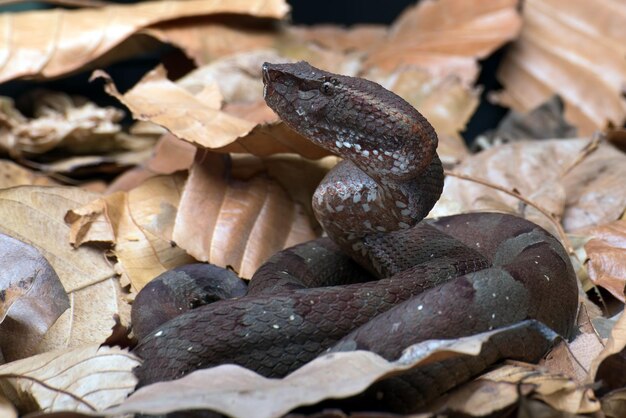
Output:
[133, 62, 578, 412]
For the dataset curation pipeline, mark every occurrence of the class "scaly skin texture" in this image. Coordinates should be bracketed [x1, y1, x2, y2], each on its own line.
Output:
[132, 62, 578, 412]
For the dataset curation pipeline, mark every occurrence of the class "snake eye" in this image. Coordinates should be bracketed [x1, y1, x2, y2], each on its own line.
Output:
[321, 81, 335, 96]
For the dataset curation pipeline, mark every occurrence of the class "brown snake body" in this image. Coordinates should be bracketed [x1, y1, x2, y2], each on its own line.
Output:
[132, 62, 578, 412]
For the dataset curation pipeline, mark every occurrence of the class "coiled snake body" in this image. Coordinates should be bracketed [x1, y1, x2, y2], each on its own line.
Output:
[133, 62, 578, 412]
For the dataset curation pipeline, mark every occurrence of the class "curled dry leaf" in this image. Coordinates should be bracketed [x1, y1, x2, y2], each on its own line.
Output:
[101, 322, 555, 418]
[0, 92, 125, 157]
[173, 151, 317, 278]
[0, 186, 125, 357]
[435, 139, 626, 236]
[0, 0, 289, 83]
[0, 234, 69, 362]
[581, 219, 626, 302]
[96, 64, 328, 159]
[66, 173, 195, 292]
[0, 160, 58, 188]
[0, 345, 140, 413]
[495, 0, 626, 134]
[364, 0, 522, 84]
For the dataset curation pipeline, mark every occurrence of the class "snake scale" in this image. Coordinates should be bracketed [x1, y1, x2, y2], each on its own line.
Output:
[132, 62, 578, 412]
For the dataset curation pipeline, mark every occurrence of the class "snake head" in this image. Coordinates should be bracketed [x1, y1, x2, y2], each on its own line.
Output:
[262, 61, 438, 181]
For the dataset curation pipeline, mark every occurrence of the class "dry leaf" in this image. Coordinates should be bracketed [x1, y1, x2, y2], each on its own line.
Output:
[542, 333, 605, 384]
[581, 219, 626, 302]
[106, 133, 196, 193]
[285, 24, 387, 54]
[0, 92, 124, 157]
[0, 186, 123, 357]
[0, 160, 57, 188]
[435, 139, 626, 235]
[0, 395, 17, 418]
[480, 363, 600, 414]
[589, 311, 626, 384]
[0, 345, 140, 413]
[0, 0, 289, 83]
[495, 0, 626, 134]
[67, 173, 194, 292]
[173, 151, 317, 278]
[365, 0, 522, 84]
[0, 234, 69, 362]
[103, 323, 552, 418]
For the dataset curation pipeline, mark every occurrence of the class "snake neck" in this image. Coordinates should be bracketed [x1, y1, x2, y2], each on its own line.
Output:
[263, 61, 444, 274]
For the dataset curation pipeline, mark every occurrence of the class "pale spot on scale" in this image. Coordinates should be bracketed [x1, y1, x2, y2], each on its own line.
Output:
[398, 222, 410, 229]
[437, 310, 442, 315]
[534, 261, 539, 264]
[544, 275, 550, 281]
[491, 313, 496, 319]
[154, 330, 163, 337]
[187, 346, 193, 351]
[373, 150, 379, 155]
[343, 141, 352, 148]
[505, 296, 510, 301]
[335, 141, 342, 148]
[289, 315, 295, 320]
[417, 305, 423, 311]
[475, 242, 481, 248]
[354, 144, 362, 151]
[376, 226, 386, 232]
[395, 201, 407, 208]
[492, 293, 496, 298]
[364, 220, 372, 229]
[362, 203, 371, 212]
[401, 209, 411, 216]
[362, 150, 370, 157]
[272, 324, 280, 329]
[391, 322, 401, 332]
[336, 205, 344, 212]
[377, 155, 384, 161]
[353, 193, 362, 203]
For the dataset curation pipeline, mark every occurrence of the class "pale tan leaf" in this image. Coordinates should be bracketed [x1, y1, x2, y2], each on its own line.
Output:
[173, 151, 317, 278]
[67, 173, 194, 292]
[602, 389, 626, 418]
[0, 234, 69, 362]
[94, 66, 256, 150]
[480, 363, 600, 414]
[0, 0, 289, 83]
[285, 24, 386, 53]
[0, 394, 17, 418]
[365, 0, 522, 84]
[435, 139, 626, 235]
[495, 0, 626, 134]
[103, 325, 538, 418]
[107, 133, 196, 193]
[143, 22, 279, 65]
[542, 333, 605, 384]
[0, 345, 140, 413]
[0, 159, 58, 188]
[0, 186, 122, 356]
[0, 92, 124, 157]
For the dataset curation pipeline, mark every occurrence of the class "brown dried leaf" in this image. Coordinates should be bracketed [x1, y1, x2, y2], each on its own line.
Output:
[0, 0, 289, 83]
[0, 234, 69, 362]
[542, 332, 605, 385]
[173, 151, 317, 278]
[144, 21, 279, 65]
[590, 311, 626, 383]
[480, 363, 600, 414]
[435, 139, 626, 235]
[66, 173, 194, 292]
[602, 389, 626, 418]
[102, 325, 541, 418]
[0, 186, 123, 357]
[0, 160, 58, 188]
[495, 0, 626, 134]
[581, 219, 626, 302]
[285, 24, 387, 53]
[0, 345, 140, 413]
[365, 0, 522, 84]
[107, 133, 196, 193]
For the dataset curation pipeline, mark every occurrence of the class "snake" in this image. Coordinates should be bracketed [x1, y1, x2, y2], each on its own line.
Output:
[132, 61, 578, 412]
